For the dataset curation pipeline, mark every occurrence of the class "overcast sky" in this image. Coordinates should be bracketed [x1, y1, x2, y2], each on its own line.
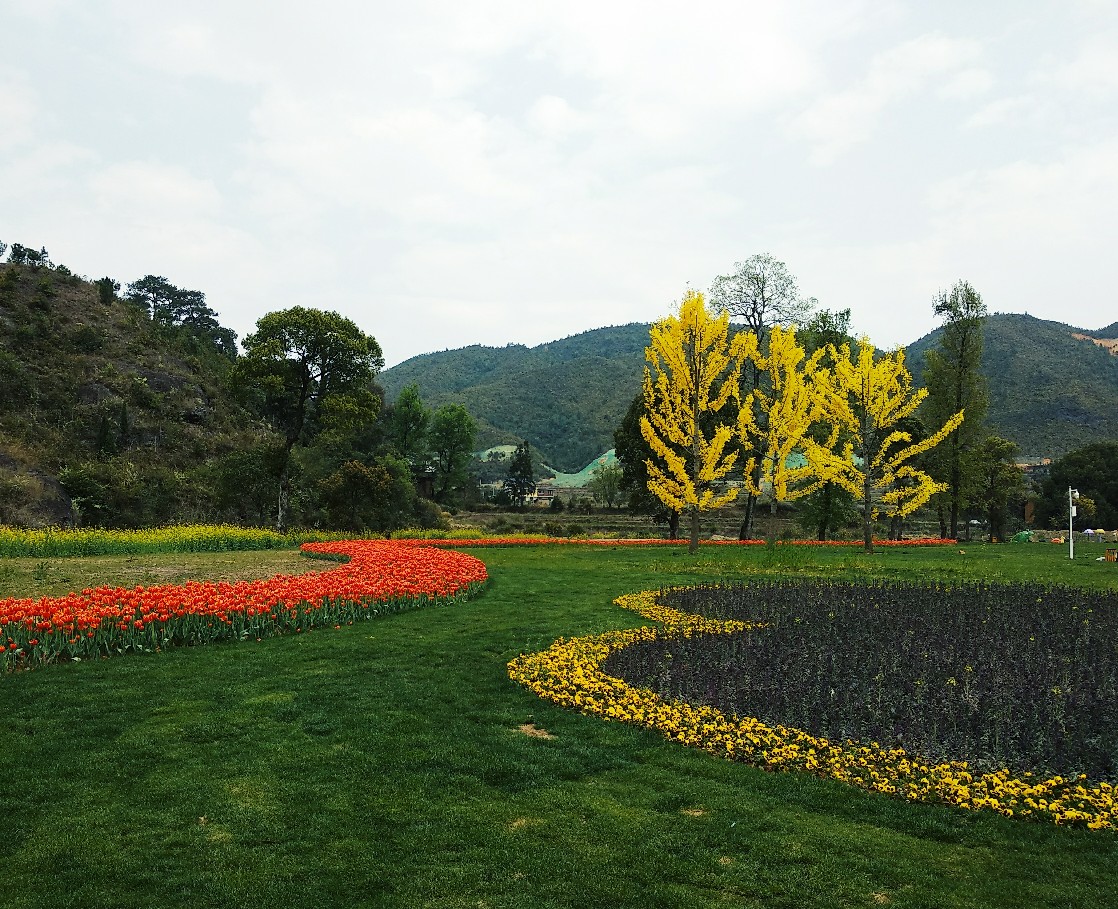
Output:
[3, 1, 1116, 367]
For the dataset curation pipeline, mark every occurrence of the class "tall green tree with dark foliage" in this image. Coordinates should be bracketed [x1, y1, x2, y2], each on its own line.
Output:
[428, 403, 477, 505]
[386, 382, 431, 468]
[318, 456, 415, 532]
[922, 280, 988, 539]
[503, 440, 536, 507]
[233, 307, 383, 530]
[1035, 441, 1118, 530]
[614, 393, 680, 538]
[968, 435, 1026, 542]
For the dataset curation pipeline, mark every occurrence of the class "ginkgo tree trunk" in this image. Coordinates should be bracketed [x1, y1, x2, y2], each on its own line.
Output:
[807, 337, 964, 552]
[737, 325, 831, 538]
[641, 289, 747, 553]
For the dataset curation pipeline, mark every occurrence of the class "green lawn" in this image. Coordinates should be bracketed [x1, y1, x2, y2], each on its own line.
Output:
[1, 541, 1116, 908]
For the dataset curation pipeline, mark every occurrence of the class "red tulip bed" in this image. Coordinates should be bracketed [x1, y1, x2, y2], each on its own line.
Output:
[0, 539, 488, 672]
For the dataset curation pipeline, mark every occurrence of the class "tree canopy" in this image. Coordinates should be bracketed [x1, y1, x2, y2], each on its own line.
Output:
[922, 280, 988, 538]
[808, 338, 964, 551]
[641, 289, 746, 552]
[503, 440, 536, 507]
[1036, 442, 1118, 530]
[233, 306, 384, 529]
[429, 403, 478, 505]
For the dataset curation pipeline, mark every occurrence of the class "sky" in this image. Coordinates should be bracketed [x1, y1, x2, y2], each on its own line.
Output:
[2, 1, 1116, 368]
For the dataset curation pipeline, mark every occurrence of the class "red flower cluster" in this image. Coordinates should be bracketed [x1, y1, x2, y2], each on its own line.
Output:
[1, 540, 487, 672]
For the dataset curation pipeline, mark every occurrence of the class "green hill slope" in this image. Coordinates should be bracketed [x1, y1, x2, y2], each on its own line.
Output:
[0, 263, 266, 525]
[906, 313, 1118, 458]
[382, 325, 650, 472]
[387, 314, 1118, 472]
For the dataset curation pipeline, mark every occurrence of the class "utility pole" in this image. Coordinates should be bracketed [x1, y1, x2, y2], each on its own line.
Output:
[1069, 487, 1079, 559]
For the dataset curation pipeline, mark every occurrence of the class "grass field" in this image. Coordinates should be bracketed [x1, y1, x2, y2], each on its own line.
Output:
[2, 540, 1117, 908]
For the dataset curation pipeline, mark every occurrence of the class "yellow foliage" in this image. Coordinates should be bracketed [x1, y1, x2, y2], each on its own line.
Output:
[738, 325, 829, 503]
[809, 338, 964, 521]
[640, 290, 747, 518]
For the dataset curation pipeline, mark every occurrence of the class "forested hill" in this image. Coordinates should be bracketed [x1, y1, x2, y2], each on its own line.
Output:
[381, 324, 651, 472]
[0, 262, 265, 526]
[906, 313, 1118, 458]
[384, 314, 1118, 470]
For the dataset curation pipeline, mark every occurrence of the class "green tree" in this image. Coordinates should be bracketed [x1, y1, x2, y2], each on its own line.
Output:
[126, 275, 238, 358]
[211, 443, 286, 526]
[429, 403, 477, 505]
[614, 393, 680, 538]
[795, 480, 860, 541]
[922, 280, 988, 539]
[386, 383, 431, 468]
[503, 440, 536, 507]
[319, 456, 415, 532]
[586, 460, 623, 508]
[94, 277, 120, 306]
[1035, 442, 1118, 530]
[969, 435, 1026, 542]
[233, 307, 383, 529]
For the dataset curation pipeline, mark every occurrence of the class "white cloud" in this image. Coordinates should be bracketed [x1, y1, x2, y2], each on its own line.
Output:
[966, 94, 1039, 128]
[3, 1, 1117, 366]
[787, 32, 983, 164]
[89, 161, 224, 221]
[938, 67, 994, 100]
[1047, 32, 1118, 99]
[0, 68, 38, 151]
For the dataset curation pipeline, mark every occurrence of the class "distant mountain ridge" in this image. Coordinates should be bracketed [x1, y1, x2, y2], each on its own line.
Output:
[381, 324, 650, 472]
[382, 314, 1118, 469]
[907, 313, 1118, 458]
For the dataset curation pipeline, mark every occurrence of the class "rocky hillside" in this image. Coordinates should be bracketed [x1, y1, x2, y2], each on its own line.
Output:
[0, 263, 266, 526]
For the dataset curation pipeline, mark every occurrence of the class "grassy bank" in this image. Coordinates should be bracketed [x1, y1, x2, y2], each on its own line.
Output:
[1, 541, 1116, 907]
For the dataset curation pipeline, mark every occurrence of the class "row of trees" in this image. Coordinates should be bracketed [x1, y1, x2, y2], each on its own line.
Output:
[615, 255, 1036, 551]
[228, 309, 485, 531]
[635, 288, 963, 552]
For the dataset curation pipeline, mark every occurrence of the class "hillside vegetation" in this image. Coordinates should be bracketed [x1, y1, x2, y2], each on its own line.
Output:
[382, 324, 650, 472]
[383, 314, 1118, 470]
[4, 253, 1116, 527]
[907, 313, 1118, 458]
[0, 263, 264, 526]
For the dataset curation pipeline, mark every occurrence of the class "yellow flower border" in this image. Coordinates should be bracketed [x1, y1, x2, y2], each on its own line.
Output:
[507, 589, 1118, 830]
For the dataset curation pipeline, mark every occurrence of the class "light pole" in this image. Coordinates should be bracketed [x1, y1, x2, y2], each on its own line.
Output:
[1069, 487, 1079, 559]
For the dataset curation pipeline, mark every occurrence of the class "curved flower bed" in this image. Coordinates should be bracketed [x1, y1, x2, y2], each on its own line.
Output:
[508, 590, 1118, 830]
[1, 540, 487, 672]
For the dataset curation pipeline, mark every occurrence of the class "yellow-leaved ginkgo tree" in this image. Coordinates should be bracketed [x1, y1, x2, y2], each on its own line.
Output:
[641, 289, 747, 552]
[807, 337, 964, 552]
[737, 324, 831, 536]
